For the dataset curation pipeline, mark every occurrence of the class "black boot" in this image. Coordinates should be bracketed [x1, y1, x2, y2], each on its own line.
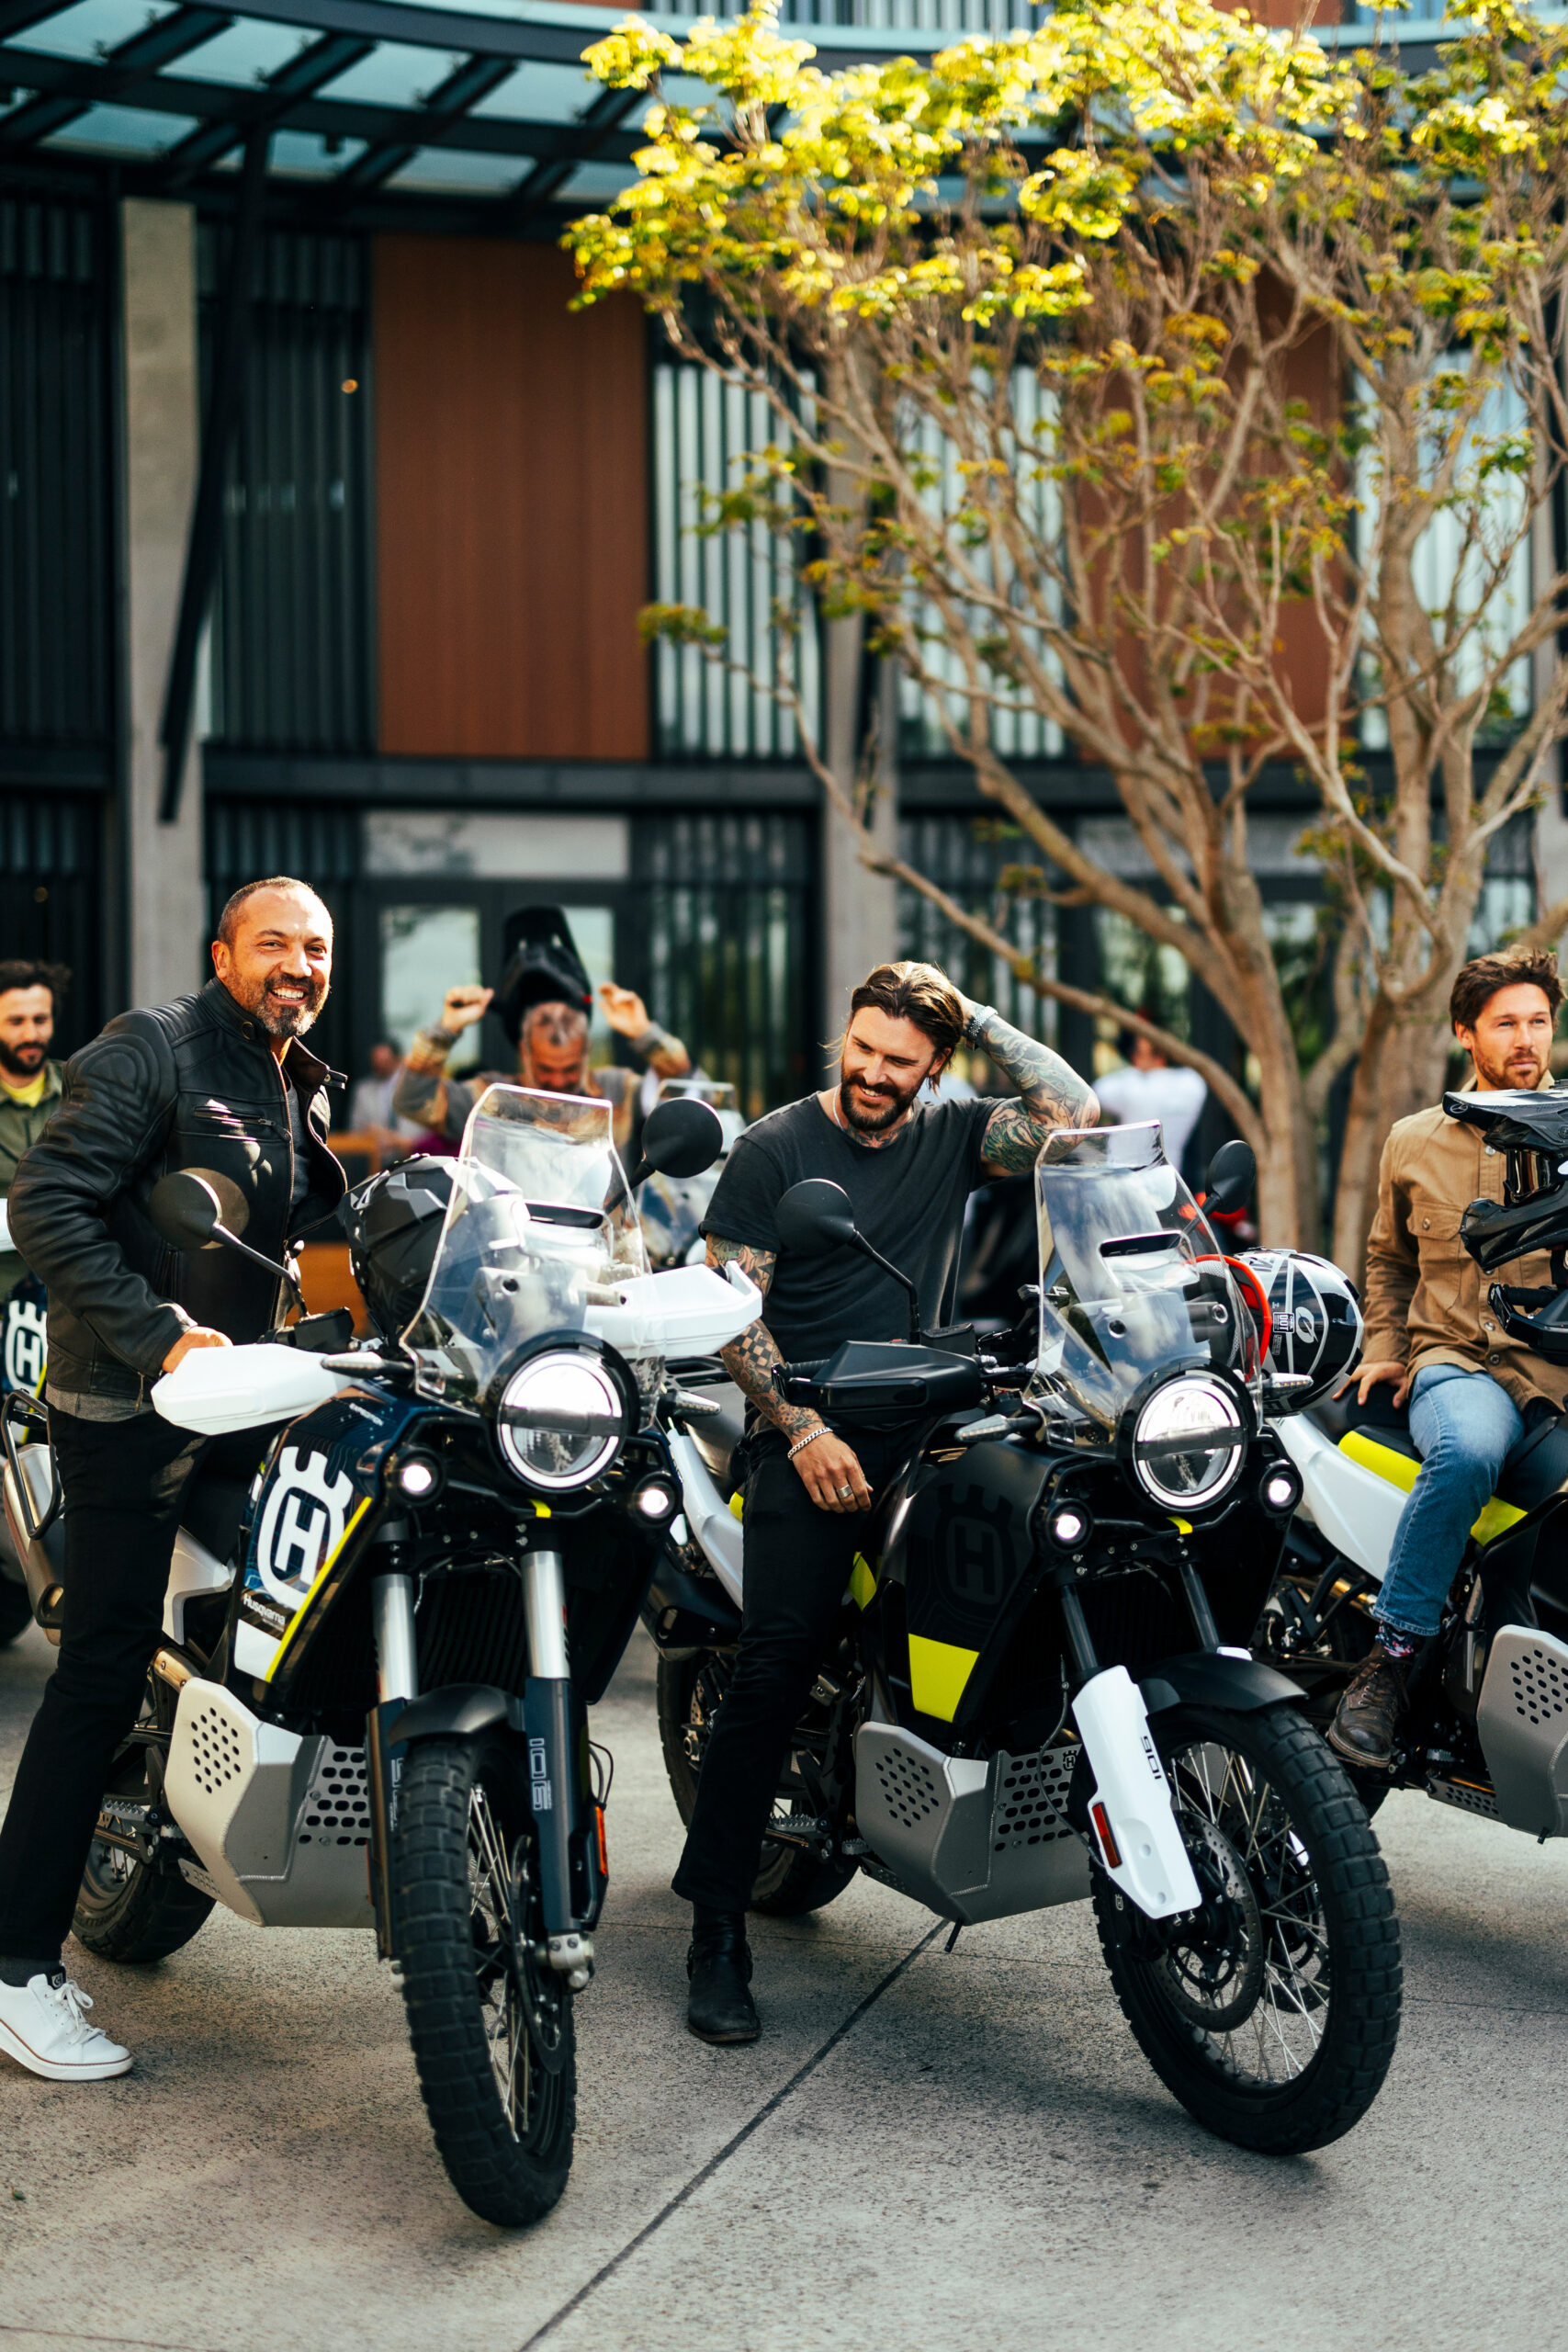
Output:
[685, 1907, 759, 2044]
[1328, 1641, 1416, 1770]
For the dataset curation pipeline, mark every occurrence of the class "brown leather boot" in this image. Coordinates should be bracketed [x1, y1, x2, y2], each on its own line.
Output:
[1328, 1642, 1413, 1770]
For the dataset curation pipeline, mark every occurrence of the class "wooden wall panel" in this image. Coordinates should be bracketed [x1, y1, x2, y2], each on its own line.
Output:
[374, 237, 649, 760]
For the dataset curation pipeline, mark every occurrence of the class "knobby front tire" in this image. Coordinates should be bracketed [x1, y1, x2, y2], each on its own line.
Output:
[392, 1735, 576, 2229]
[1092, 1701, 1401, 2154]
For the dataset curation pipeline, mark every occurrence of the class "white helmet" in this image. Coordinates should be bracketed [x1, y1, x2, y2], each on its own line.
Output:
[1241, 1250, 1364, 1408]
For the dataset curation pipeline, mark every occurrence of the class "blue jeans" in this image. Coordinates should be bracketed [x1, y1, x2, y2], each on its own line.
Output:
[1375, 1364, 1525, 1639]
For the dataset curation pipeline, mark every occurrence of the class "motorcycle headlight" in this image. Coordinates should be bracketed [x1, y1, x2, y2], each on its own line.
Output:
[1130, 1375, 1245, 1511]
[495, 1350, 627, 1491]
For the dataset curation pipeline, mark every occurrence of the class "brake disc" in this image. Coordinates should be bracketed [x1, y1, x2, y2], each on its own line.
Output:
[1154, 1815, 1266, 2032]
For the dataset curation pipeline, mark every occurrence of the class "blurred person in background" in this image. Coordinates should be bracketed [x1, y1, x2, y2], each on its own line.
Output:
[1095, 1023, 1207, 1179]
[348, 1041, 420, 1159]
[0, 961, 69, 1309]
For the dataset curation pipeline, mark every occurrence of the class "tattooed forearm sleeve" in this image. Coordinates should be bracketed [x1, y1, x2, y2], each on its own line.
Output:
[975, 1007, 1100, 1174]
[705, 1234, 822, 1440]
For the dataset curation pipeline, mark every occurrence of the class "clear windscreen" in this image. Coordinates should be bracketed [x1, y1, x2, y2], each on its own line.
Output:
[1024, 1124, 1261, 1442]
[403, 1085, 648, 1401]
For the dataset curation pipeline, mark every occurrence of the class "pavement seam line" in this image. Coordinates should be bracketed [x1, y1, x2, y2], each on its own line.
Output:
[0, 2326, 219, 2352]
[514, 1922, 945, 2352]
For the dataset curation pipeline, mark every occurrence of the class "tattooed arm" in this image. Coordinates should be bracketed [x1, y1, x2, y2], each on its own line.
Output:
[706, 1234, 874, 1514]
[968, 1001, 1100, 1177]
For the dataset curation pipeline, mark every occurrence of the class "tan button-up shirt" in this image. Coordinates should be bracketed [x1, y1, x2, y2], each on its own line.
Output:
[1361, 1093, 1568, 1416]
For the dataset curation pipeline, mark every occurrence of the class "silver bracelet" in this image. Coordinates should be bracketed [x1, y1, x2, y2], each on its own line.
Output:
[964, 1003, 998, 1046]
[787, 1426, 829, 1461]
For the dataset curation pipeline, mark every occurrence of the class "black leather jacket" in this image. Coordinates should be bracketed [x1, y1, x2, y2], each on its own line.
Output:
[9, 979, 345, 1410]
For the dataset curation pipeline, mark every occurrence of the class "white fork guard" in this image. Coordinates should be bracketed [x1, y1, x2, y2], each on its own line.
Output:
[1072, 1666, 1201, 1920]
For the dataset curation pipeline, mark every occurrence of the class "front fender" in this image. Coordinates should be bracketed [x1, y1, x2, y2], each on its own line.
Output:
[1140, 1650, 1304, 1718]
[388, 1683, 518, 1745]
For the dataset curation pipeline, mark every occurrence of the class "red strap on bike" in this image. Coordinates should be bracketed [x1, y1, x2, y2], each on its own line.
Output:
[1224, 1257, 1271, 1363]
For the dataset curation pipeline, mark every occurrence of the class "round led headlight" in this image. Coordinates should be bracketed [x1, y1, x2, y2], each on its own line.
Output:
[495, 1349, 628, 1491]
[1130, 1374, 1246, 1511]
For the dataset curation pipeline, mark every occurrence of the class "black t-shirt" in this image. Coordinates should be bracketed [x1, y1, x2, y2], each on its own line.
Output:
[702, 1094, 994, 1360]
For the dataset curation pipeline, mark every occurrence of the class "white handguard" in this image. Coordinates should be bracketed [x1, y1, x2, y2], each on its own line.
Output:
[152, 1340, 354, 1436]
[583, 1259, 761, 1359]
[1071, 1665, 1201, 1919]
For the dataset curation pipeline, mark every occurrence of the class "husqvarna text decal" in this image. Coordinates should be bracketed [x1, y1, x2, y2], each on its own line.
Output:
[2, 1291, 46, 1395]
[254, 1447, 356, 1604]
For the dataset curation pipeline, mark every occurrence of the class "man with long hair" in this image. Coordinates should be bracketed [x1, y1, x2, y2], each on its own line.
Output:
[677, 960, 1097, 2043]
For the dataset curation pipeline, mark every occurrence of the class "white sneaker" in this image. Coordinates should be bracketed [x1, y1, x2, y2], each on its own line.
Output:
[0, 1970, 132, 2081]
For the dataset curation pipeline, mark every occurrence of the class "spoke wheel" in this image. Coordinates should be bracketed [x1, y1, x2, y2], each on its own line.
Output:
[394, 1736, 575, 2228]
[1093, 1702, 1401, 2154]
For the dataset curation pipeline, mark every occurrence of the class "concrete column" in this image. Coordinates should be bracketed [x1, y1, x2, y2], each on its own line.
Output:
[819, 622, 899, 1073]
[122, 198, 206, 1010]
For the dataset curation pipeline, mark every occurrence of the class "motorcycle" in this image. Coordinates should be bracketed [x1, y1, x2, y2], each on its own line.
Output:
[0, 1200, 47, 1647]
[1258, 1086, 1568, 1846]
[647, 1124, 1403, 2154]
[0, 1086, 757, 2226]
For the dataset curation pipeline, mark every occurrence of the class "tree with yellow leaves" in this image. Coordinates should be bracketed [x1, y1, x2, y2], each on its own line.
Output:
[570, 0, 1568, 1261]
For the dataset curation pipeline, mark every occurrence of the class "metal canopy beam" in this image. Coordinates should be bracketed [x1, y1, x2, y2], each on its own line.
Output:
[0, 4, 232, 152]
[501, 81, 638, 226]
[163, 28, 372, 186]
[0, 40, 644, 167]
[333, 51, 515, 194]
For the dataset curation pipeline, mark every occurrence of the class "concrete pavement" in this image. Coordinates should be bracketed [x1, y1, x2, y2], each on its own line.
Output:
[2, 1614, 1565, 2352]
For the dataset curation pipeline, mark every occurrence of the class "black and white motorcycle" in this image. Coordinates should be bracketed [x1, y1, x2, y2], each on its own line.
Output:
[1257, 1087, 1568, 1846]
[646, 1127, 1403, 2154]
[1, 1086, 753, 2226]
[0, 1199, 47, 1648]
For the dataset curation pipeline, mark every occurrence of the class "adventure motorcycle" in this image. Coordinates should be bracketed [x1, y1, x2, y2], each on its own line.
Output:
[0, 1086, 754, 2226]
[0, 1200, 48, 1647]
[648, 1125, 1402, 2154]
[1258, 1086, 1568, 1846]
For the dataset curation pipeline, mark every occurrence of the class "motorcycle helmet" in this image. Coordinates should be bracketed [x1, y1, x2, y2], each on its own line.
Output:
[1445, 1088, 1568, 1271]
[340, 1157, 457, 1339]
[491, 907, 593, 1048]
[1240, 1250, 1364, 1408]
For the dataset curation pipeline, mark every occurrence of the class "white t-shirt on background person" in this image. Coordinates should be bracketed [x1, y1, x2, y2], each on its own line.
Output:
[1095, 1060, 1208, 1170]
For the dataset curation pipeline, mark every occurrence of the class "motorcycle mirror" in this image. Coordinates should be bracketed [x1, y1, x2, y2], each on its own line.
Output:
[633, 1095, 725, 1188]
[775, 1178, 861, 1258]
[1203, 1138, 1257, 1219]
[148, 1170, 224, 1251]
[147, 1170, 306, 1317]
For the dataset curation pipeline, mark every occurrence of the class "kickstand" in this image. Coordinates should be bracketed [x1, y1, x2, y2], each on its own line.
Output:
[943, 1921, 963, 1954]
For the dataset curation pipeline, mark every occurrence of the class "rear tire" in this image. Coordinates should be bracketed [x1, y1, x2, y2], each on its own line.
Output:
[657, 1651, 857, 1917]
[1093, 1701, 1401, 2154]
[393, 1735, 576, 2229]
[73, 1674, 214, 1963]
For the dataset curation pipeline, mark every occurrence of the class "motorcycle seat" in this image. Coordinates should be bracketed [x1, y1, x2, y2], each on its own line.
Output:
[1305, 1380, 1568, 1530]
[689, 1381, 746, 1498]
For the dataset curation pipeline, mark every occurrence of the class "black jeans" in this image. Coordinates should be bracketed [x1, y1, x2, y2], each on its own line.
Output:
[672, 1422, 895, 1916]
[0, 1408, 206, 1964]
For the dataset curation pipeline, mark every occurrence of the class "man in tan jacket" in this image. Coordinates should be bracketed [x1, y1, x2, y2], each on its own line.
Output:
[1331, 945, 1567, 1769]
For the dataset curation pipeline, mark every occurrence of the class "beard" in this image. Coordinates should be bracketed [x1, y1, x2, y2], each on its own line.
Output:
[1474, 1040, 1548, 1093]
[0, 1036, 46, 1081]
[240, 967, 329, 1040]
[838, 1067, 923, 1134]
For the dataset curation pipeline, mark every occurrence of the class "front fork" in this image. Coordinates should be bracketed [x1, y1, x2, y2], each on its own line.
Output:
[519, 1547, 595, 1991]
[367, 1544, 604, 1984]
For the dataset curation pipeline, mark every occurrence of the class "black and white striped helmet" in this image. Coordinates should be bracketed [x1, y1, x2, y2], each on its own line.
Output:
[1241, 1250, 1363, 1407]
